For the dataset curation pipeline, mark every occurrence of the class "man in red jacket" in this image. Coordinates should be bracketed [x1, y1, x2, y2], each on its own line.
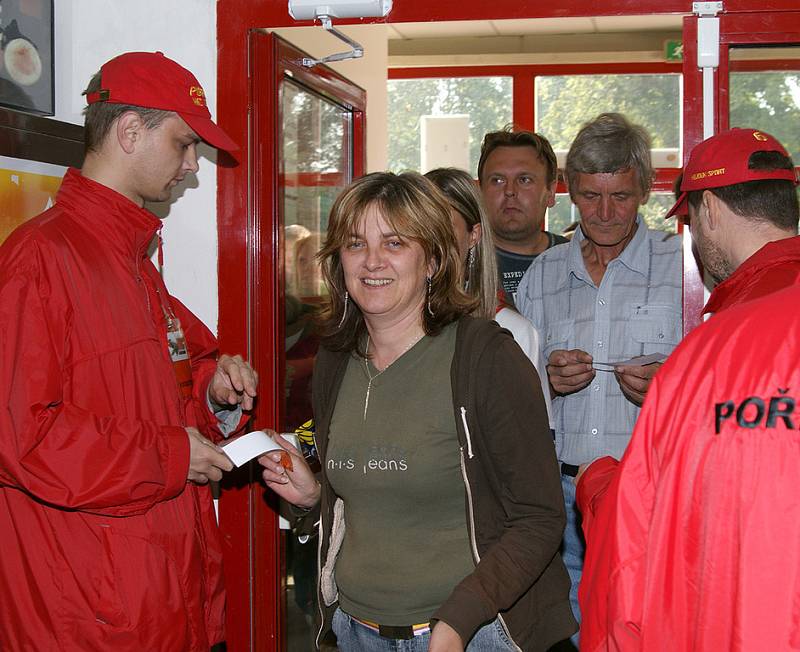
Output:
[668, 127, 800, 314]
[0, 52, 257, 650]
[575, 128, 799, 650]
[577, 285, 800, 651]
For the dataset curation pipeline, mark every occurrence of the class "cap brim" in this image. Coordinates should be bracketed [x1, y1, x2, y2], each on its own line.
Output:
[181, 112, 239, 152]
[665, 191, 688, 219]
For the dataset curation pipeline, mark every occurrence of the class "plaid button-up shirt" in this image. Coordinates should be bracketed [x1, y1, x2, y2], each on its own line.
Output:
[517, 218, 683, 464]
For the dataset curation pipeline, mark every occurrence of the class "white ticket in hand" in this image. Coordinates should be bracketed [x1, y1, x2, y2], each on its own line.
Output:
[221, 430, 282, 467]
[593, 352, 668, 371]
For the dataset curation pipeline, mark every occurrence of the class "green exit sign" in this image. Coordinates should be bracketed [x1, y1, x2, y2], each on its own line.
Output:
[665, 39, 683, 62]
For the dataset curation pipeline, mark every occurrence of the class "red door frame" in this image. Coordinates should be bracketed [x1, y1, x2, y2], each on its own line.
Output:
[681, 10, 800, 332]
[682, 11, 800, 160]
[218, 30, 365, 651]
[216, 3, 799, 651]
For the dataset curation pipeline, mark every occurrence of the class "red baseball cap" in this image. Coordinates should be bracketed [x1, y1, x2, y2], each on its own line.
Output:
[666, 128, 797, 218]
[85, 51, 238, 152]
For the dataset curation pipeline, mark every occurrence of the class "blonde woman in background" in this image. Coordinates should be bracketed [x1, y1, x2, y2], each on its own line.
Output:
[285, 223, 312, 297]
[425, 167, 553, 427]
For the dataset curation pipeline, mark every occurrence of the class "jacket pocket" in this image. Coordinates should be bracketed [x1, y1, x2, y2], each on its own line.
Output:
[626, 303, 681, 355]
[542, 318, 574, 361]
[94, 527, 190, 647]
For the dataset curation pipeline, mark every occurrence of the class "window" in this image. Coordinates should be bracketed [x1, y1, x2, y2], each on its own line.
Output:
[535, 73, 682, 168]
[387, 76, 512, 174]
[387, 67, 683, 232]
[730, 69, 800, 162]
[534, 72, 682, 233]
[282, 81, 350, 300]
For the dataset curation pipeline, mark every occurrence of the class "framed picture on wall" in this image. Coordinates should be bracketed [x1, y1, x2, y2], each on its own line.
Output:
[0, 109, 83, 245]
[0, 0, 54, 115]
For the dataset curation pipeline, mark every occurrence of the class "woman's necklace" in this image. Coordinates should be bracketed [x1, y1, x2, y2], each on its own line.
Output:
[363, 333, 423, 420]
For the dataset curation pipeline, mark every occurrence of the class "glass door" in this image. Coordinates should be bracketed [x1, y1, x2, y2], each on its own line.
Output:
[280, 75, 354, 652]
[242, 30, 366, 652]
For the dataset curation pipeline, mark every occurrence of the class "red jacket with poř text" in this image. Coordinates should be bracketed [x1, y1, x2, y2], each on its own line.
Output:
[576, 282, 800, 650]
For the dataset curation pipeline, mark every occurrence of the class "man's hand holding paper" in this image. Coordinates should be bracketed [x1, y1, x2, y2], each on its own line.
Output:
[613, 359, 664, 406]
[187, 426, 234, 484]
[547, 348, 596, 396]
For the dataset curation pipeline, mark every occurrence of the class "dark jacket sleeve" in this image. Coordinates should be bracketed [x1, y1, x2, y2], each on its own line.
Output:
[434, 330, 566, 641]
[288, 346, 341, 535]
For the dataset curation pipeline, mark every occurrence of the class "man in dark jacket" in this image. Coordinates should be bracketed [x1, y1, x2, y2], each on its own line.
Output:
[0, 52, 257, 650]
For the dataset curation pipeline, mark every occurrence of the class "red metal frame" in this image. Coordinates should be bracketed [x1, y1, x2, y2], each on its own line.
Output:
[375, 0, 798, 21]
[245, 32, 282, 652]
[387, 63, 683, 78]
[729, 59, 800, 71]
[281, 172, 350, 188]
[217, 3, 800, 651]
[215, 1, 800, 31]
[218, 28, 364, 651]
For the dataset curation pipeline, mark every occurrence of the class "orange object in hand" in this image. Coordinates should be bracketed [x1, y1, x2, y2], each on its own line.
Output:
[279, 451, 294, 472]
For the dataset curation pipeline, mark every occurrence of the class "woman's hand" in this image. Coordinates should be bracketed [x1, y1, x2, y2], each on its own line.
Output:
[257, 432, 320, 509]
[428, 621, 463, 652]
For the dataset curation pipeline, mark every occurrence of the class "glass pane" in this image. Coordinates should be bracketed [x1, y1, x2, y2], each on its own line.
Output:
[729, 55, 800, 162]
[281, 78, 351, 651]
[547, 192, 678, 237]
[387, 76, 512, 174]
[535, 74, 682, 168]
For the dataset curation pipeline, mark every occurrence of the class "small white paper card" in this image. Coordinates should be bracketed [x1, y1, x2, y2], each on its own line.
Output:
[593, 352, 668, 371]
[221, 430, 281, 467]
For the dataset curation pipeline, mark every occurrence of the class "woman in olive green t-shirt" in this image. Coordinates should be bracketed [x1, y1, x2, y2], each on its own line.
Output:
[259, 171, 574, 652]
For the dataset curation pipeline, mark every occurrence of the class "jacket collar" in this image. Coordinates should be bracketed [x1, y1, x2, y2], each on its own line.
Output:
[563, 215, 648, 288]
[56, 168, 161, 260]
[703, 235, 800, 314]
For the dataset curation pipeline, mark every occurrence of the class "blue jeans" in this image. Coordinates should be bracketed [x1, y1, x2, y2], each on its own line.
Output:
[332, 608, 517, 651]
[561, 473, 585, 647]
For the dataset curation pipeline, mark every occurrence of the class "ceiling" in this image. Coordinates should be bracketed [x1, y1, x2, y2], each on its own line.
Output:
[386, 15, 684, 40]
[385, 15, 685, 63]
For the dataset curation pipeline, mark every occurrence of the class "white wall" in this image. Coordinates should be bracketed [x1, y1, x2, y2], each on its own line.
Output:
[272, 24, 389, 172]
[53, 0, 220, 332]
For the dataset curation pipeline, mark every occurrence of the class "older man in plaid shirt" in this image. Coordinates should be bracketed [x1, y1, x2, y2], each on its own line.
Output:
[516, 113, 682, 639]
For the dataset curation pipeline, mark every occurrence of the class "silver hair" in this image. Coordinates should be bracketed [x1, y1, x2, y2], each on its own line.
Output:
[565, 112, 654, 198]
